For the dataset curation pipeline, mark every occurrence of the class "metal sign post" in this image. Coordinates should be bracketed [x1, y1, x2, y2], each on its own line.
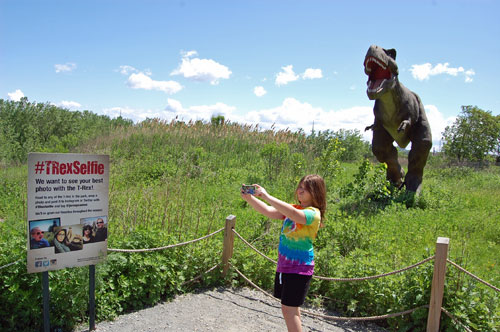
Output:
[42, 271, 50, 332]
[89, 265, 96, 331]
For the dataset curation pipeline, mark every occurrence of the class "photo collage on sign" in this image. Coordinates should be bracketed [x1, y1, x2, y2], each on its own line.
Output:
[29, 216, 108, 254]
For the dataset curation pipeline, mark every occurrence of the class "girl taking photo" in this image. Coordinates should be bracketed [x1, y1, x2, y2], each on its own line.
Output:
[241, 174, 326, 332]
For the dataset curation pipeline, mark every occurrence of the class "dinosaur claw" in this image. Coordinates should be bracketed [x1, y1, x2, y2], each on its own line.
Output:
[397, 120, 410, 132]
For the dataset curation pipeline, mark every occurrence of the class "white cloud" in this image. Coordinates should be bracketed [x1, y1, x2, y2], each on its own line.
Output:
[410, 62, 475, 82]
[171, 51, 232, 85]
[7, 89, 24, 101]
[275, 66, 323, 85]
[101, 106, 165, 122]
[464, 69, 475, 83]
[127, 72, 182, 94]
[165, 98, 236, 121]
[275, 65, 299, 86]
[119, 65, 182, 94]
[118, 65, 138, 75]
[102, 100, 236, 123]
[59, 101, 82, 109]
[254, 86, 267, 97]
[424, 104, 455, 150]
[302, 68, 323, 80]
[55, 63, 77, 73]
[247, 98, 322, 126]
[241, 99, 451, 150]
[183, 50, 198, 58]
[243, 97, 373, 138]
[101, 107, 129, 118]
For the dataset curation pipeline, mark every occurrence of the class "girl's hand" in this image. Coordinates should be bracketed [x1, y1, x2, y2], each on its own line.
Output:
[253, 184, 268, 199]
[240, 184, 253, 201]
[240, 184, 267, 200]
[240, 184, 285, 220]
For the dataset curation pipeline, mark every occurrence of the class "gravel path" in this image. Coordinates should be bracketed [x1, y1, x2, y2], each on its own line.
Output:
[75, 287, 388, 332]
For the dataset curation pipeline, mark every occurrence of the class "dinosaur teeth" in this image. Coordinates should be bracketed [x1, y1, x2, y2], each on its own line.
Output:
[365, 57, 387, 70]
[367, 79, 387, 93]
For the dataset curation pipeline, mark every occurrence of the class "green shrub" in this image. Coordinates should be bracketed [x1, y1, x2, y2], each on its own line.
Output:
[260, 142, 290, 180]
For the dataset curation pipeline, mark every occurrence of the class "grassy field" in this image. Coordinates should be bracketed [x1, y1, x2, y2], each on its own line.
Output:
[1, 119, 499, 331]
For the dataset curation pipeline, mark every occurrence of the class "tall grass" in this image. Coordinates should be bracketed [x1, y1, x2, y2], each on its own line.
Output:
[0, 119, 498, 331]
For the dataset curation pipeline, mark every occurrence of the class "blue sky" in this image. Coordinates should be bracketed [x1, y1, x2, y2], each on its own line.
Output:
[1, 0, 499, 149]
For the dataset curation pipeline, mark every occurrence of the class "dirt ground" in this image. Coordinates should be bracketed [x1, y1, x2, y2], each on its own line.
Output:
[75, 287, 388, 332]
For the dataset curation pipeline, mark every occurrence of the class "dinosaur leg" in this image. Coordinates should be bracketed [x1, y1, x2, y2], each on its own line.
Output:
[406, 127, 432, 192]
[372, 127, 404, 186]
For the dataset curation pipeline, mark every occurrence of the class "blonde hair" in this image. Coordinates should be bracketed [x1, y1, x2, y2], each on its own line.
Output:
[296, 174, 327, 222]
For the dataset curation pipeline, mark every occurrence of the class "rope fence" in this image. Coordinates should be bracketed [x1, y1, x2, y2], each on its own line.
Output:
[0, 259, 22, 271]
[181, 263, 221, 286]
[107, 227, 224, 253]
[313, 256, 435, 282]
[302, 305, 429, 322]
[106, 228, 226, 287]
[441, 307, 473, 332]
[233, 229, 435, 282]
[232, 229, 277, 265]
[447, 259, 500, 293]
[229, 261, 429, 322]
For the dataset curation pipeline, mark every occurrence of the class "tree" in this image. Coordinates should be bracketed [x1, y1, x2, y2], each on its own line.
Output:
[442, 106, 499, 162]
[0, 97, 133, 163]
[260, 142, 289, 180]
[210, 114, 225, 127]
[307, 129, 371, 162]
[331, 129, 371, 161]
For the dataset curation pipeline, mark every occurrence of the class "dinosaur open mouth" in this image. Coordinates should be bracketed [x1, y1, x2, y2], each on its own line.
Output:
[365, 56, 392, 93]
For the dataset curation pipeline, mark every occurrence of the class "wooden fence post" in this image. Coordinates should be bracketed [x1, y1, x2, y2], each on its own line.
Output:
[426, 237, 449, 332]
[222, 215, 236, 277]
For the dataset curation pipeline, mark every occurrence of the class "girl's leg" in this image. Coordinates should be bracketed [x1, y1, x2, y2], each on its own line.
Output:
[281, 304, 302, 332]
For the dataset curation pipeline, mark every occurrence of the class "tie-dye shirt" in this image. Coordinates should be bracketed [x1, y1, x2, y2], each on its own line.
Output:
[277, 205, 321, 275]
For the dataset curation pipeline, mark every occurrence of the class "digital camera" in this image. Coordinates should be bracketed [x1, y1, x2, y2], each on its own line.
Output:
[241, 185, 256, 195]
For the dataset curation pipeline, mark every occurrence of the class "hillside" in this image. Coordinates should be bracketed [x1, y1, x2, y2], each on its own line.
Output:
[0, 110, 499, 331]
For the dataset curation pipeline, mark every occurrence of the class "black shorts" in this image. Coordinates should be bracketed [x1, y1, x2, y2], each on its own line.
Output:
[273, 272, 312, 307]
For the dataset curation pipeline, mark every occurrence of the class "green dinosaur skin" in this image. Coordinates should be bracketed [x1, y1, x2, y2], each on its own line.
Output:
[364, 45, 432, 192]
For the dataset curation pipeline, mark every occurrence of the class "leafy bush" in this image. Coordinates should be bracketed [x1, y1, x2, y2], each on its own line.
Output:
[0, 97, 132, 163]
[308, 128, 371, 162]
[318, 138, 344, 180]
[260, 142, 290, 180]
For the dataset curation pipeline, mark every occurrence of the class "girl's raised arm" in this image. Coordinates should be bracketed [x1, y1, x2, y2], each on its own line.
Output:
[253, 184, 307, 224]
[258, 192, 307, 224]
[240, 184, 284, 220]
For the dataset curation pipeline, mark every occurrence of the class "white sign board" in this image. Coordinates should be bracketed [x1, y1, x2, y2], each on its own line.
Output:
[27, 153, 109, 273]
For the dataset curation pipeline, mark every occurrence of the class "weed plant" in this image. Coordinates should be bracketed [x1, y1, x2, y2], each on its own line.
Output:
[0, 118, 498, 331]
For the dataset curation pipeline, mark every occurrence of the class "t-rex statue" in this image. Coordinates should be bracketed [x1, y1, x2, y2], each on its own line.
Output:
[364, 45, 432, 192]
